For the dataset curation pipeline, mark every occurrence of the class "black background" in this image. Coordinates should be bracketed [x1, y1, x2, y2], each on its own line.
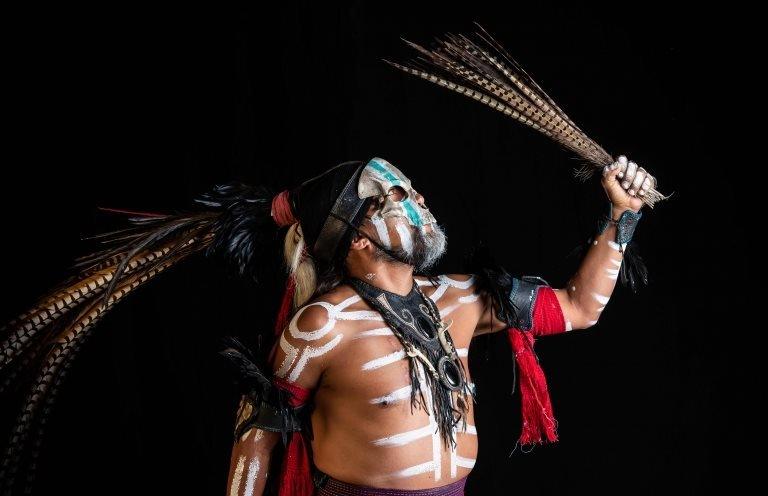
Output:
[2, 3, 756, 495]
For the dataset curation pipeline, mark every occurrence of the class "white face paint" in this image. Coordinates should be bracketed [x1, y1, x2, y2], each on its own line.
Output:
[370, 212, 391, 248]
[394, 221, 413, 255]
[358, 157, 437, 228]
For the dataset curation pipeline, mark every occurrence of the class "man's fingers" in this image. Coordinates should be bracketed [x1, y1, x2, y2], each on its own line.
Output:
[638, 176, 653, 196]
[616, 155, 628, 179]
[629, 167, 646, 195]
[621, 161, 638, 190]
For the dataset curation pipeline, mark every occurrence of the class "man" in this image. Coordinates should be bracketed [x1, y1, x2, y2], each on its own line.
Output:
[224, 155, 652, 496]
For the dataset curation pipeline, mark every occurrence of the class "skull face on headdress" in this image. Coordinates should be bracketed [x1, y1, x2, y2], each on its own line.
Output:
[357, 157, 437, 228]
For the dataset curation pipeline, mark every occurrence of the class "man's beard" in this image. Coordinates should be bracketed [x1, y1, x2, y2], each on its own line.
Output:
[372, 222, 447, 271]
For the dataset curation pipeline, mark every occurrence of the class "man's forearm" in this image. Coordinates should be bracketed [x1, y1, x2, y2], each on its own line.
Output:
[226, 428, 278, 496]
[559, 205, 638, 330]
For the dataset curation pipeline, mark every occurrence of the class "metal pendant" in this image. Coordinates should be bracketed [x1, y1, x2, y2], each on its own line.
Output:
[437, 356, 464, 391]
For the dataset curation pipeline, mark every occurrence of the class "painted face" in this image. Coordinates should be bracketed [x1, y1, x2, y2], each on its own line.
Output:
[358, 157, 437, 228]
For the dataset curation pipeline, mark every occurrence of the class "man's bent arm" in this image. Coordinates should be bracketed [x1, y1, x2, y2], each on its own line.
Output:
[553, 204, 639, 331]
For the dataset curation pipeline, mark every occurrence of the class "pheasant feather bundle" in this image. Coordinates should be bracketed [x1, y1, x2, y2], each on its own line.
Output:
[384, 23, 667, 208]
[0, 182, 277, 495]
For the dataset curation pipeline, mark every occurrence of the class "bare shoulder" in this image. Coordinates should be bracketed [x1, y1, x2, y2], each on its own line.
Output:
[415, 273, 480, 296]
[272, 287, 358, 388]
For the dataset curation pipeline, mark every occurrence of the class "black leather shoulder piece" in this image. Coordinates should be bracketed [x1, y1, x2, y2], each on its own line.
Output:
[495, 275, 551, 331]
[219, 336, 309, 445]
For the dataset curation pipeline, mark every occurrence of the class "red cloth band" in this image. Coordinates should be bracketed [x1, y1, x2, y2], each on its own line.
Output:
[271, 190, 297, 227]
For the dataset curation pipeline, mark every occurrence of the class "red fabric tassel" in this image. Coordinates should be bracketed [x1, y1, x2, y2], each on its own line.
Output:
[272, 377, 314, 496]
[506, 286, 566, 446]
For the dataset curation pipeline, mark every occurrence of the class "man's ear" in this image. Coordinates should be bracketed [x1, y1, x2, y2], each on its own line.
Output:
[349, 231, 370, 252]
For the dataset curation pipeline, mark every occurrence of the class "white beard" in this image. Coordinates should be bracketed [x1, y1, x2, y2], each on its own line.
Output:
[373, 221, 447, 271]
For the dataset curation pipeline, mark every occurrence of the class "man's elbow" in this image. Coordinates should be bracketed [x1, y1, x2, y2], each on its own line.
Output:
[568, 308, 602, 331]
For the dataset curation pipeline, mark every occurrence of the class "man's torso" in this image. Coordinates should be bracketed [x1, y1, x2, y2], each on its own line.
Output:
[273, 274, 487, 490]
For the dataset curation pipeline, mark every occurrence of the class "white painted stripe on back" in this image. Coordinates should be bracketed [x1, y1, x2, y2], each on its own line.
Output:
[610, 258, 622, 268]
[455, 456, 476, 468]
[456, 347, 468, 357]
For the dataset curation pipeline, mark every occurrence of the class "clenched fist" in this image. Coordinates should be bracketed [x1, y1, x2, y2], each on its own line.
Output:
[601, 155, 656, 213]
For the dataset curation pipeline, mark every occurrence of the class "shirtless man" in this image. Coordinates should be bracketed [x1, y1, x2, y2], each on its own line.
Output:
[225, 156, 653, 495]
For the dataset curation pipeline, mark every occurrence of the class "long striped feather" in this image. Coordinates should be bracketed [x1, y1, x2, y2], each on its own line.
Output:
[384, 24, 667, 208]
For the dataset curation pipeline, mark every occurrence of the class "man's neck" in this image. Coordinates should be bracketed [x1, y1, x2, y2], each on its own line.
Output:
[347, 261, 415, 297]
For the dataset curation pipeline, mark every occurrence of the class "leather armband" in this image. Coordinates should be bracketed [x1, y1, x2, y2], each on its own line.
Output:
[219, 335, 308, 444]
[494, 275, 550, 331]
[235, 388, 307, 441]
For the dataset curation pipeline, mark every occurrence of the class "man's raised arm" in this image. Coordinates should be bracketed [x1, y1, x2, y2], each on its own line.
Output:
[553, 156, 651, 331]
[473, 156, 653, 336]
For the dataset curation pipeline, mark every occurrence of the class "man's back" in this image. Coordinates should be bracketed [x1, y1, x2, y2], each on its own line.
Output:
[273, 274, 484, 489]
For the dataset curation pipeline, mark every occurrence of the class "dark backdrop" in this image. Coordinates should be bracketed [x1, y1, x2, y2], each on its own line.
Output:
[2, 3, 756, 495]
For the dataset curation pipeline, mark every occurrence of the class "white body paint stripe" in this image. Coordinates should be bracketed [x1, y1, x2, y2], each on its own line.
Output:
[395, 222, 414, 254]
[370, 215, 391, 248]
[390, 461, 435, 478]
[244, 458, 260, 496]
[565, 320, 573, 332]
[438, 275, 476, 289]
[230, 455, 245, 496]
[608, 241, 627, 252]
[276, 334, 299, 377]
[354, 327, 394, 339]
[455, 456, 476, 468]
[429, 283, 450, 303]
[606, 268, 620, 277]
[362, 350, 406, 370]
[288, 334, 344, 382]
[372, 424, 434, 446]
[336, 295, 361, 310]
[440, 293, 479, 317]
[370, 385, 412, 405]
[456, 347, 468, 357]
[593, 293, 610, 305]
[288, 302, 337, 341]
[610, 258, 622, 268]
[336, 310, 384, 321]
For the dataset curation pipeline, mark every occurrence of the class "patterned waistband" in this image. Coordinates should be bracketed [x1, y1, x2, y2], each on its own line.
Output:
[315, 474, 467, 496]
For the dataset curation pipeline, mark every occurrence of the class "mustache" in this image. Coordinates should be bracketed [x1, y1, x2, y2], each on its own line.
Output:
[372, 222, 447, 271]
